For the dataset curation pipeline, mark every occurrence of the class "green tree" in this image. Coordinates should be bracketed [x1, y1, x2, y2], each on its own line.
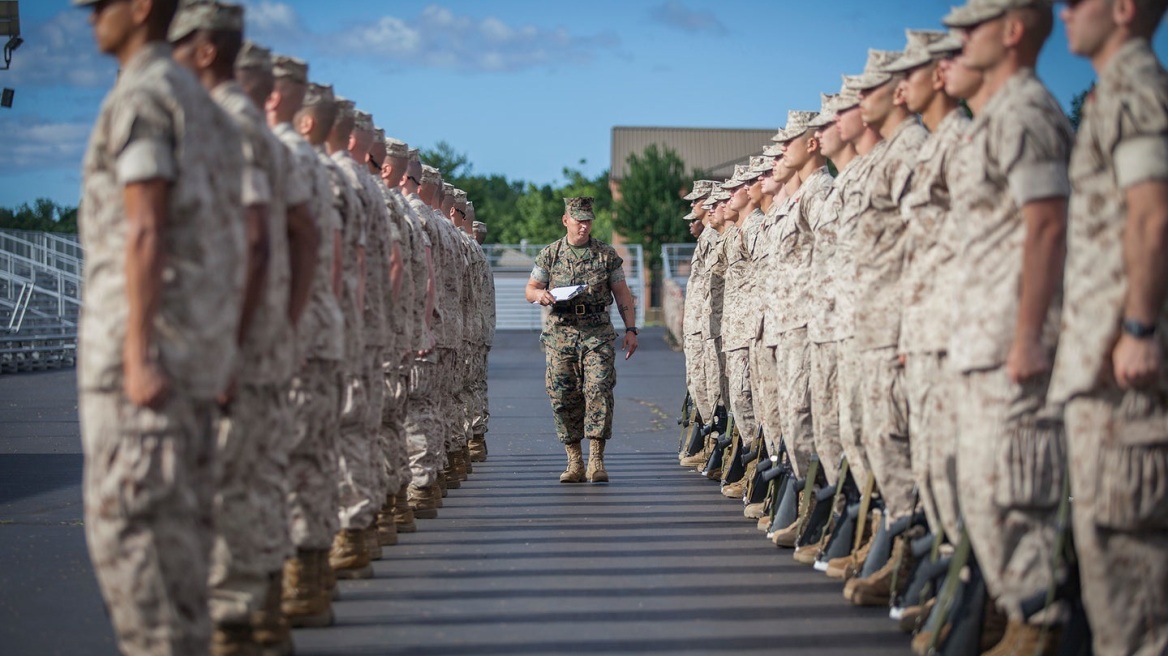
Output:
[613, 144, 694, 271]
[1069, 85, 1093, 132]
[420, 140, 473, 179]
[0, 198, 79, 233]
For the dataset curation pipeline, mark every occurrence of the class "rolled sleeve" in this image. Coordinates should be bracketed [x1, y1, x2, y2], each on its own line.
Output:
[116, 138, 177, 184]
[241, 165, 272, 207]
[531, 265, 549, 284]
[1008, 161, 1070, 206]
[1115, 135, 1168, 189]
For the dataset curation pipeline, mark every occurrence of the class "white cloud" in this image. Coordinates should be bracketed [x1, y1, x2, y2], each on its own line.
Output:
[648, 1, 728, 36]
[0, 117, 91, 174]
[5, 11, 117, 88]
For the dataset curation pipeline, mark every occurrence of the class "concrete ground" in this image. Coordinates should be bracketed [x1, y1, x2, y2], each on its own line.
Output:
[0, 327, 910, 655]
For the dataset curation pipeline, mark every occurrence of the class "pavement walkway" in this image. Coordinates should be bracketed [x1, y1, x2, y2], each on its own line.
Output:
[0, 328, 909, 655]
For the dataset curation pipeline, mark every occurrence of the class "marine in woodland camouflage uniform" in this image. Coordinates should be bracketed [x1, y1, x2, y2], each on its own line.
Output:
[528, 197, 639, 483]
[76, 0, 245, 651]
[1050, 3, 1168, 653]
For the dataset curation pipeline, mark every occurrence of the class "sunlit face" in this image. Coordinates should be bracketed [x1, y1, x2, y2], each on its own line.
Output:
[1061, 0, 1116, 57]
[940, 56, 983, 101]
[817, 121, 844, 158]
[561, 213, 593, 243]
[747, 176, 765, 204]
[728, 183, 750, 211]
[958, 15, 1007, 72]
[688, 218, 704, 238]
[761, 167, 782, 195]
[904, 62, 940, 114]
[89, 0, 135, 55]
[859, 79, 897, 128]
[782, 132, 812, 170]
[836, 105, 865, 144]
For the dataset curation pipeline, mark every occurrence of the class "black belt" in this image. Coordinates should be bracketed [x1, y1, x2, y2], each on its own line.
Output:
[551, 303, 608, 317]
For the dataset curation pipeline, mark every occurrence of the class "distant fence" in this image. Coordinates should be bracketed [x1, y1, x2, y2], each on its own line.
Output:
[483, 243, 646, 331]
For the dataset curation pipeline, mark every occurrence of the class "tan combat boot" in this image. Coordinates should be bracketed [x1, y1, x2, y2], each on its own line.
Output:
[560, 442, 586, 483]
[252, 570, 293, 656]
[408, 483, 439, 519]
[981, 620, 1059, 656]
[436, 474, 448, 499]
[721, 478, 746, 499]
[743, 502, 766, 519]
[469, 433, 488, 462]
[844, 530, 915, 606]
[212, 623, 260, 656]
[376, 495, 399, 546]
[282, 549, 334, 628]
[462, 443, 473, 475]
[587, 438, 609, 483]
[394, 485, 418, 532]
[825, 532, 874, 580]
[329, 528, 373, 579]
[364, 526, 383, 561]
[444, 452, 461, 490]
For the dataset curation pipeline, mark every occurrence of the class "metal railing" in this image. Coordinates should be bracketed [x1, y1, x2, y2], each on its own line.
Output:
[483, 243, 646, 331]
[661, 243, 696, 286]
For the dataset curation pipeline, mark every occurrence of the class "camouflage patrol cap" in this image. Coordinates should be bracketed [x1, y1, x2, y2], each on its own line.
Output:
[844, 49, 903, 92]
[883, 30, 951, 74]
[828, 77, 862, 114]
[772, 110, 820, 144]
[420, 165, 441, 185]
[750, 155, 774, 173]
[168, 0, 243, 43]
[808, 93, 839, 129]
[723, 164, 759, 189]
[683, 179, 717, 201]
[473, 221, 488, 238]
[451, 188, 468, 203]
[303, 82, 335, 108]
[928, 31, 965, 56]
[442, 182, 455, 196]
[272, 54, 308, 84]
[353, 111, 374, 132]
[762, 142, 784, 157]
[683, 211, 698, 222]
[334, 97, 356, 122]
[385, 138, 409, 158]
[373, 128, 385, 143]
[408, 148, 420, 162]
[564, 197, 596, 222]
[236, 41, 273, 73]
[944, 0, 1052, 28]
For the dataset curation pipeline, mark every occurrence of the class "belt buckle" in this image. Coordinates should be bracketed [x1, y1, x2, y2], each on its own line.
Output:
[574, 304, 586, 315]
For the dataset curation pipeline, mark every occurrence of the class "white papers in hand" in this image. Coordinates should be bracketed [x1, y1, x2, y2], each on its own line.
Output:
[550, 285, 587, 302]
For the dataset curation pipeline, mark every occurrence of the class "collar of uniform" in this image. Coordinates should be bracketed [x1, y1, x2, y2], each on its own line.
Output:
[969, 67, 1035, 135]
[121, 42, 173, 79]
[561, 235, 594, 258]
[1100, 39, 1147, 86]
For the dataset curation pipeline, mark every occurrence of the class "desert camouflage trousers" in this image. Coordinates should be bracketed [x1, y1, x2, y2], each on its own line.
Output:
[903, 352, 960, 541]
[750, 338, 780, 456]
[381, 364, 410, 497]
[337, 361, 375, 531]
[703, 336, 727, 417]
[210, 382, 293, 624]
[809, 340, 843, 485]
[405, 356, 444, 488]
[777, 329, 815, 480]
[81, 390, 217, 656]
[859, 347, 913, 525]
[287, 360, 341, 551]
[542, 321, 616, 444]
[1065, 392, 1168, 656]
[469, 347, 490, 437]
[685, 333, 714, 422]
[956, 366, 1061, 623]
[836, 338, 871, 488]
[447, 348, 471, 452]
[362, 350, 388, 509]
[723, 347, 757, 450]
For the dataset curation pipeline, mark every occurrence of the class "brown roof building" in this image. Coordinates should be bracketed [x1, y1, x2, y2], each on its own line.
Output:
[609, 126, 776, 185]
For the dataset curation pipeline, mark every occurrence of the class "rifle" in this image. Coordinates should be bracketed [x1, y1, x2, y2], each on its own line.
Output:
[701, 412, 735, 480]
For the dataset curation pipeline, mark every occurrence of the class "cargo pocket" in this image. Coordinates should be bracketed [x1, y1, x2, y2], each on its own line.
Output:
[993, 411, 1066, 512]
[1095, 389, 1168, 531]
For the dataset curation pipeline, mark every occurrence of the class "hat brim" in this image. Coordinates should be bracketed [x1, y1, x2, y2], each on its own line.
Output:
[943, 5, 1003, 28]
[883, 52, 934, 74]
[682, 190, 709, 201]
[846, 72, 893, 92]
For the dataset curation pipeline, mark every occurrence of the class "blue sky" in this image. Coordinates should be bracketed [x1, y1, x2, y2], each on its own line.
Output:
[2, 0, 1166, 208]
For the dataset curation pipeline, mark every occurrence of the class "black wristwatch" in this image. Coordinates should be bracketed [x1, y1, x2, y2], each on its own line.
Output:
[1122, 318, 1158, 339]
[625, 327, 639, 336]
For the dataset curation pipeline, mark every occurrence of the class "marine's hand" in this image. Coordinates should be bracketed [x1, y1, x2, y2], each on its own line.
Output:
[537, 291, 555, 306]
[1113, 334, 1162, 390]
[623, 332, 638, 360]
[1006, 337, 1050, 384]
[125, 357, 171, 410]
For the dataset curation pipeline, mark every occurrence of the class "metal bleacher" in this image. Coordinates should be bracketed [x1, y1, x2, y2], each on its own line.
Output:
[0, 229, 83, 373]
